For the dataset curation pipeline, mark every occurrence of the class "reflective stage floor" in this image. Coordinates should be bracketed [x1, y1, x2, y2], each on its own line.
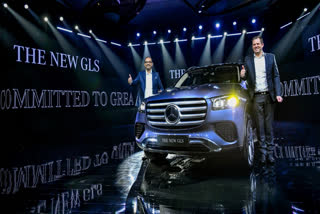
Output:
[1, 121, 320, 213]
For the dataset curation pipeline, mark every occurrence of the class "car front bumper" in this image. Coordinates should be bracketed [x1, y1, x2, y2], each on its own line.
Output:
[135, 105, 247, 155]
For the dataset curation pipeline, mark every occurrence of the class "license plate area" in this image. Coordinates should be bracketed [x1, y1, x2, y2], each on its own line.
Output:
[157, 135, 189, 145]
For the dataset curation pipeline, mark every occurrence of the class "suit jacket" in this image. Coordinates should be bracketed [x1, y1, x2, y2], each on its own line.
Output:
[243, 53, 281, 102]
[131, 70, 164, 107]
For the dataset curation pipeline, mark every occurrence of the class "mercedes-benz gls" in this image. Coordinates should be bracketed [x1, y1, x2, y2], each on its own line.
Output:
[134, 63, 255, 168]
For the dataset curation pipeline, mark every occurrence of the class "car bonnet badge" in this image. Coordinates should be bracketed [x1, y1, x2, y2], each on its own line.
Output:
[165, 104, 180, 124]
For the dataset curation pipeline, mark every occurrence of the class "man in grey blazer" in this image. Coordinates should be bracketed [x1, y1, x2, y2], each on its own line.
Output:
[240, 35, 283, 164]
[128, 56, 164, 107]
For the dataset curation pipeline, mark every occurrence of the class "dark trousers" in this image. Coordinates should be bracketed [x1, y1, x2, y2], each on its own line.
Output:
[253, 94, 275, 156]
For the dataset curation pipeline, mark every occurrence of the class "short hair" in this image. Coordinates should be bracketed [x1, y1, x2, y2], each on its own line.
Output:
[252, 35, 264, 44]
[144, 56, 152, 62]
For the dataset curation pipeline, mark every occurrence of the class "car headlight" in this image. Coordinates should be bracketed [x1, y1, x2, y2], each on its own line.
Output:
[138, 101, 146, 112]
[211, 95, 239, 110]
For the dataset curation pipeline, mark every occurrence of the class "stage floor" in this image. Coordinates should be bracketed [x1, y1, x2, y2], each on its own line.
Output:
[1, 121, 320, 213]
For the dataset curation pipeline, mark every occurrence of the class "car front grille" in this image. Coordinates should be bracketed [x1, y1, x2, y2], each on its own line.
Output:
[146, 98, 207, 129]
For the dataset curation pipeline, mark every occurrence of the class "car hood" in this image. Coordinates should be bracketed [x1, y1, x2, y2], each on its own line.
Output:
[147, 83, 243, 102]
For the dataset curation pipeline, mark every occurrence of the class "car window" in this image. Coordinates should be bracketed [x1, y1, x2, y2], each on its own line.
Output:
[175, 65, 239, 88]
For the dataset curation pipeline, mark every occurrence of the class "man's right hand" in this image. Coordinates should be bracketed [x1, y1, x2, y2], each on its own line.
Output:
[128, 74, 133, 85]
[240, 65, 246, 78]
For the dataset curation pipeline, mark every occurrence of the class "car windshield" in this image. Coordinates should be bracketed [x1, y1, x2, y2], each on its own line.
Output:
[174, 65, 240, 88]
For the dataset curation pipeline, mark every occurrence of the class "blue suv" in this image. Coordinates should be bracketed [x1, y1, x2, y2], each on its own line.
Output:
[134, 63, 255, 168]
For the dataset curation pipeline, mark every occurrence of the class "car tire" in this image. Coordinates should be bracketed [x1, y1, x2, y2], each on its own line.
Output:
[144, 151, 168, 161]
[242, 115, 255, 168]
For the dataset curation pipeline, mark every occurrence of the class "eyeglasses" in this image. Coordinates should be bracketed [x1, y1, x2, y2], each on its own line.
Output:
[144, 61, 153, 63]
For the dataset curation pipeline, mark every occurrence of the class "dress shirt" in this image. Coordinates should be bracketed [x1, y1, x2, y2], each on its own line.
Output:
[145, 70, 153, 98]
[254, 52, 268, 92]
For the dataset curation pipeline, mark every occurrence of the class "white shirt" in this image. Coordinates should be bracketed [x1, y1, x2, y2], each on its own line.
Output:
[145, 70, 153, 98]
[254, 53, 268, 92]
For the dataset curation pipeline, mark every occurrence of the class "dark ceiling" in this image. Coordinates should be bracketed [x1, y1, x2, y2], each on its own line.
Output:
[3, 0, 319, 42]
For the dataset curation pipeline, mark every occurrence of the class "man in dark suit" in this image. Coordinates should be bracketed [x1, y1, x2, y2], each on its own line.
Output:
[240, 35, 283, 164]
[128, 56, 164, 107]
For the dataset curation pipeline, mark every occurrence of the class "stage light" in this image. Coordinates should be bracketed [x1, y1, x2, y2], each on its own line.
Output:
[304, 8, 308, 12]
[168, 29, 171, 33]
[158, 40, 170, 44]
[44, 17, 48, 22]
[75, 25, 79, 30]
[247, 30, 262, 34]
[224, 32, 227, 36]
[192, 36, 206, 40]
[95, 38, 107, 43]
[89, 29, 92, 34]
[57, 26, 73, 33]
[110, 42, 121, 47]
[296, 12, 310, 20]
[24, 4, 28, 9]
[174, 38, 187, 43]
[209, 34, 223, 38]
[59, 16, 64, 21]
[199, 25, 203, 30]
[144, 41, 147, 45]
[198, 10, 202, 13]
[77, 33, 91, 38]
[251, 18, 256, 24]
[261, 28, 265, 31]
[153, 30, 157, 35]
[128, 42, 140, 47]
[136, 32, 140, 37]
[227, 32, 241, 37]
[3, 3, 8, 8]
[233, 21, 237, 26]
[280, 22, 292, 29]
[208, 34, 211, 38]
[215, 23, 220, 29]
[183, 27, 187, 32]
[242, 29, 246, 34]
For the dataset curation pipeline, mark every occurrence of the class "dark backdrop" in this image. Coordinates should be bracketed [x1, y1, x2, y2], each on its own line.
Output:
[1, 4, 319, 165]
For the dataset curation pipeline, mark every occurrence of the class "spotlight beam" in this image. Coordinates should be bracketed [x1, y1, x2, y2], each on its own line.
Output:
[199, 36, 211, 66]
[212, 35, 226, 63]
[226, 33, 245, 63]
[5, 6, 51, 48]
[47, 21, 77, 56]
[272, 3, 319, 63]
[175, 42, 187, 69]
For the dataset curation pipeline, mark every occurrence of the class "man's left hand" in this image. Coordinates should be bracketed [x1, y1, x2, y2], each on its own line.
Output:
[276, 96, 283, 103]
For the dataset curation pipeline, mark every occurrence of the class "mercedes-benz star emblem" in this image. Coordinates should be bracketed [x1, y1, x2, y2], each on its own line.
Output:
[165, 104, 180, 124]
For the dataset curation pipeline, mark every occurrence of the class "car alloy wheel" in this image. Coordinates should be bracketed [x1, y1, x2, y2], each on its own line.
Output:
[246, 117, 255, 167]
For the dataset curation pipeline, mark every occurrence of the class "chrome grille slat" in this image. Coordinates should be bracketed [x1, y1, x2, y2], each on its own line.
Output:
[180, 106, 207, 112]
[147, 99, 207, 129]
[180, 113, 205, 119]
[147, 109, 165, 113]
[147, 115, 165, 119]
[148, 100, 206, 107]
[149, 120, 205, 126]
